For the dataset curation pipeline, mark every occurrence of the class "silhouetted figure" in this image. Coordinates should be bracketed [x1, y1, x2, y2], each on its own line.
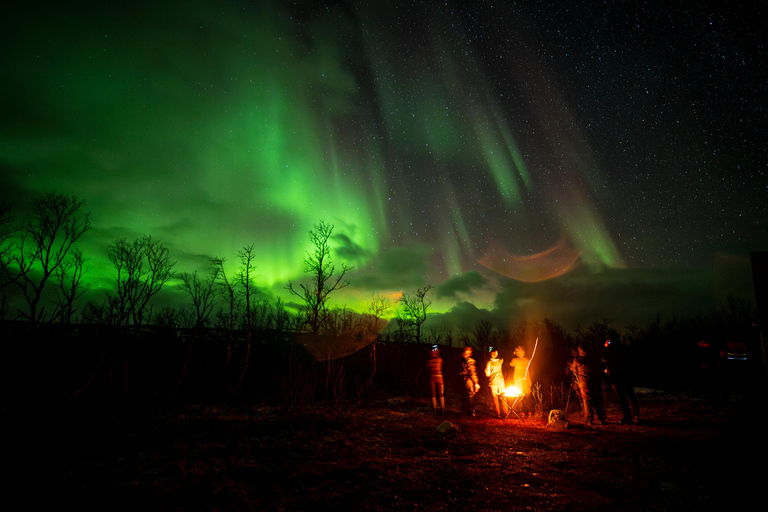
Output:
[485, 347, 508, 419]
[602, 339, 640, 424]
[695, 339, 727, 405]
[427, 345, 445, 416]
[461, 347, 480, 417]
[509, 345, 533, 418]
[573, 344, 607, 425]
[565, 347, 583, 417]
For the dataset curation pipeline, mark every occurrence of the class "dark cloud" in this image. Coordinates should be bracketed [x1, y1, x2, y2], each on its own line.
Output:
[421, 262, 743, 335]
[492, 266, 717, 329]
[435, 270, 488, 299]
[333, 232, 372, 265]
[425, 300, 499, 334]
[353, 243, 433, 290]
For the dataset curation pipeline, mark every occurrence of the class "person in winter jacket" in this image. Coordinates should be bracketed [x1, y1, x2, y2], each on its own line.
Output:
[485, 347, 508, 419]
[427, 345, 445, 417]
[461, 347, 481, 417]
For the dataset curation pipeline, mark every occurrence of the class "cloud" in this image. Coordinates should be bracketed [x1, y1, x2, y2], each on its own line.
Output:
[435, 270, 488, 299]
[353, 242, 433, 290]
[333, 232, 372, 265]
[491, 265, 717, 329]
[425, 301, 498, 333]
[377, 260, 742, 337]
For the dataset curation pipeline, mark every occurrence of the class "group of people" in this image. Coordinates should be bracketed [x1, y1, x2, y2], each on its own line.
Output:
[427, 339, 640, 425]
[426, 345, 534, 419]
[566, 340, 640, 425]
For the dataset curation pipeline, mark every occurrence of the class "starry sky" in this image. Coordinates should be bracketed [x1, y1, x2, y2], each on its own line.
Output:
[1, 0, 766, 330]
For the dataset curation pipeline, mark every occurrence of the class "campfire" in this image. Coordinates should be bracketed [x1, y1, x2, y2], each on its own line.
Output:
[501, 384, 524, 397]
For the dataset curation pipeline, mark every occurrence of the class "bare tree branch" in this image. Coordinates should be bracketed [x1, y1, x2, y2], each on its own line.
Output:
[0, 200, 17, 293]
[235, 244, 258, 395]
[106, 235, 175, 326]
[7, 193, 90, 323]
[287, 221, 352, 336]
[52, 247, 89, 323]
[367, 293, 392, 340]
[178, 264, 220, 328]
[396, 285, 433, 343]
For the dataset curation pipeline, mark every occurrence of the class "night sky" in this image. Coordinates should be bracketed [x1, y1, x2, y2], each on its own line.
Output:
[2, 0, 766, 330]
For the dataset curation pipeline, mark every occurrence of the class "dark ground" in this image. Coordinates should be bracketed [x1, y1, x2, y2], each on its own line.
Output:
[3, 325, 765, 511]
[9, 389, 767, 512]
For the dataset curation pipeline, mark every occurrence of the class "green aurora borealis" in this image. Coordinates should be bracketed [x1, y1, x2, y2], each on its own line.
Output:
[2, 1, 766, 328]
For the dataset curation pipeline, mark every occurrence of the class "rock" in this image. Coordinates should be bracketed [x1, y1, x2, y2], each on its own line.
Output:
[546, 419, 569, 431]
[546, 409, 568, 431]
[436, 421, 460, 434]
[548, 409, 566, 422]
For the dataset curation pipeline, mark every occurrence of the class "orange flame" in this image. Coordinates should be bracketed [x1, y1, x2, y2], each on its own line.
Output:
[502, 384, 524, 397]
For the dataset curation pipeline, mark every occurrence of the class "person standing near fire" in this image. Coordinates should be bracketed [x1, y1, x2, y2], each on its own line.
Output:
[565, 347, 583, 417]
[574, 344, 607, 425]
[427, 345, 445, 417]
[602, 339, 640, 424]
[485, 347, 508, 419]
[461, 347, 481, 417]
[509, 345, 533, 418]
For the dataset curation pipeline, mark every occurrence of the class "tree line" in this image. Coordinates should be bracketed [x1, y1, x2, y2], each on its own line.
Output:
[0, 193, 438, 342]
[0, 192, 760, 388]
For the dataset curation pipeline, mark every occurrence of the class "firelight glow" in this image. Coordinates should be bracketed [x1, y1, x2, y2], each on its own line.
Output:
[502, 385, 524, 398]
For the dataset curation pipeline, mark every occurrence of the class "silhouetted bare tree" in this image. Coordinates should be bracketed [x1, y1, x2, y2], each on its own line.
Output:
[211, 257, 240, 395]
[106, 235, 175, 326]
[152, 306, 191, 328]
[0, 200, 17, 318]
[269, 297, 293, 334]
[52, 247, 88, 323]
[177, 265, 220, 387]
[0, 200, 15, 279]
[365, 293, 393, 374]
[396, 285, 432, 343]
[287, 221, 352, 336]
[211, 258, 239, 327]
[426, 325, 455, 347]
[178, 266, 220, 328]
[473, 319, 497, 353]
[5, 193, 90, 323]
[235, 244, 258, 395]
[573, 318, 620, 354]
[367, 293, 392, 340]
